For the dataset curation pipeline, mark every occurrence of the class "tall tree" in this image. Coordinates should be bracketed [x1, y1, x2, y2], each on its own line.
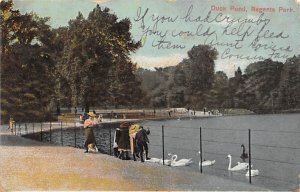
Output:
[184, 45, 218, 108]
[205, 71, 229, 108]
[57, 6, 141, 111]
[1, 0, 55, 122]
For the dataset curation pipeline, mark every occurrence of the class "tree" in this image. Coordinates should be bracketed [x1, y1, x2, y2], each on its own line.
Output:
[205, 71, 229, 108]
[168, 63, 186, 107]
[278, 55, 300, 110]
[57, 6, 141, 111]
[137, 67, 172, 108]
[228, 66, 244, 108]
[234, 59, 283, 113]
[184, 45, 218, 108]
[1, 0, 55, 122]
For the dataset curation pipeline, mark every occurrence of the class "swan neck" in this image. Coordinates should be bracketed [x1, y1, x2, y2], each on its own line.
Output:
[228, 156, 232, 170]
[172, 155, 177, 162]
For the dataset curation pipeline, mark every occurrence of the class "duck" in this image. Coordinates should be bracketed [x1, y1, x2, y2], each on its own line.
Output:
[240, 144, 248, 162]
[170, 154, 193, 167]
[198, 151, 216, 167]
[245, 169, 259, 177]
[227, 154, 250, 171]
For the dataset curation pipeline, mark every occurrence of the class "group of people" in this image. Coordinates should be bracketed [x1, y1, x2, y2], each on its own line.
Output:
[81, 112, 151, 162]
[113, 122, 151, 162]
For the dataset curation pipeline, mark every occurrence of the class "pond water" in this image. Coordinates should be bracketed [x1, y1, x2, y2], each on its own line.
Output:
[142, 113, 300, 191]
[23, 113, 300, 191]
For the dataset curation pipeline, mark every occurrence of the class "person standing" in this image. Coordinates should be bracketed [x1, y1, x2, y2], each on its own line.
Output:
[8, 116, 15, 134]
[135, 126, 150, 162]
[113, 128, 120, 157]
[116, 121, 132, 160]
[83, 112, 97, 153]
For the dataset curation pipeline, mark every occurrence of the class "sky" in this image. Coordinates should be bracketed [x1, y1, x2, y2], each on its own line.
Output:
[12, 0, 300, 77]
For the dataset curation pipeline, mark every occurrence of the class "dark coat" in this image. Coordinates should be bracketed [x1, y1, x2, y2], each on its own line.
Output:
[116, 127, 130, 151]
[135, 129, 149, 144]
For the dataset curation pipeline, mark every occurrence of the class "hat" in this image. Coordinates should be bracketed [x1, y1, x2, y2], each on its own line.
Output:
[120, 121, 133, 129]
[88, 112, 95, 117]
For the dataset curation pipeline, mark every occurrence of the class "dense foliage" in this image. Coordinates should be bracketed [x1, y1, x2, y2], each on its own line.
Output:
[1, 1, 144, 123]
[138, 53, 300, 113]
[1, 0, 55, 122]
[55, 6, 143, 112]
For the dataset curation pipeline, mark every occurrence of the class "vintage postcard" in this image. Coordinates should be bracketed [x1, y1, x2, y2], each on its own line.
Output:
[0, 0, 299, 191]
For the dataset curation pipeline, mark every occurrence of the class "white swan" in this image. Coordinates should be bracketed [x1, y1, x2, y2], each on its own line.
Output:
[170, 154, 193, 167]
[145, 154, 172, 166]
[227, 154, 250, 171]
[245, 169, 259, 177]
[145, 157, 161, 163]
[159, 159, 172, 166]
[198, 151, 215, 167]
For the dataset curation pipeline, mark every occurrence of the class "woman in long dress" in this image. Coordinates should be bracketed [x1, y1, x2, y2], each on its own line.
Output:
[116, 121, 133, 160]
[83, 112, 97, 153]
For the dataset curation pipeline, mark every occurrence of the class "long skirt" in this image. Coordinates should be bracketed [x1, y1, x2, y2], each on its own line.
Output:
[117, 129, 130, 151]
[84, 127, 96, 149]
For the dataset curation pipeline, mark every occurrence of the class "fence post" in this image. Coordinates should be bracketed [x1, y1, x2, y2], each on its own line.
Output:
[162, 125, 165, 165]
[74, 122, 77, 148]
[25, 123, 28, 134]
[60, 121, 63, 145]
[249, 129, 252, 184]
[109, 127, 112, 155]
[18, 123, 21, 136]
[200, 127, 203, 173]
[14, 123, 16, 135]
[40, 122, 43, 141]
[32, 122, 34, 134]
[49, 121, 52, 143]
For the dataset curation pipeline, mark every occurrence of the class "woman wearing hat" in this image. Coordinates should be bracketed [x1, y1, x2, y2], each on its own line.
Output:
[115, 121, 133, 160]
[83, 112, 97, 153]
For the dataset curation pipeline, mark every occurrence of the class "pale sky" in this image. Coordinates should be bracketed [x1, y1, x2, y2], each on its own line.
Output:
[13, 0, 300, 77]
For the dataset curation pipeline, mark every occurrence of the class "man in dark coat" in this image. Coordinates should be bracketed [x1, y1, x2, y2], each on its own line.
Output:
[135, 126, 150, 162]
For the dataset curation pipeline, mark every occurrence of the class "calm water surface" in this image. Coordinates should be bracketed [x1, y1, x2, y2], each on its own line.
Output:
[142, 113, 300, 191]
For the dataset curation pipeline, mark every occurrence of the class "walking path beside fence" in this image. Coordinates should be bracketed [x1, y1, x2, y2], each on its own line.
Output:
[0, 124, 269, 191]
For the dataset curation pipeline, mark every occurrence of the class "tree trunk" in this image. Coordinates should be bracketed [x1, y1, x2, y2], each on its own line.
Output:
[85, 103, 90, 113]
